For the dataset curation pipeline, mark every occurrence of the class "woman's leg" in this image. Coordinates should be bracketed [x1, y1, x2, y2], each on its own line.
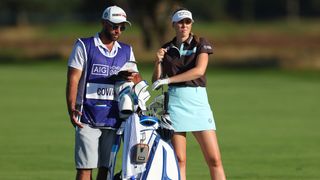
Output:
[172, 132, 187, 180]
[193, 130, 226, 180]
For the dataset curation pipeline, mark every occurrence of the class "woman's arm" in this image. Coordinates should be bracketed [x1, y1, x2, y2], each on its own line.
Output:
[152, 48, 167, 83]
[169, 52, 208, 84]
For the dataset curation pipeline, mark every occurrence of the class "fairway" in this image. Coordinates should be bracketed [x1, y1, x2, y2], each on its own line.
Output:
[0, 62, 319, 180]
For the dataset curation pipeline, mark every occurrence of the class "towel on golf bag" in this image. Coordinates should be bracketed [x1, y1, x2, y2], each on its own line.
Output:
[122, 114, 146, 178]
[122, 114, 180, 180]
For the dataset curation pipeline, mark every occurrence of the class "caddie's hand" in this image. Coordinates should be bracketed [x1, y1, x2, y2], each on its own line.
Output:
[152, 78, 170, 90]
[130, 73, 142, 84]
[70, 109, 83, 128]
[156, 48, 167, 64]
[117, 70, 134, 81]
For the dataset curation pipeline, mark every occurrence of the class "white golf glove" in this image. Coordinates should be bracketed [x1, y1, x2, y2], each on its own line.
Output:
[152, 78, 170, 90]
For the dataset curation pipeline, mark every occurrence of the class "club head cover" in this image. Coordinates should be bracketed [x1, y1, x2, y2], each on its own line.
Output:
[156, 114, 175, 141]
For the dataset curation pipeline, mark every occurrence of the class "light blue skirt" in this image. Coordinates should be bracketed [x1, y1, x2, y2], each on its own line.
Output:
[168, 86, 216, 132]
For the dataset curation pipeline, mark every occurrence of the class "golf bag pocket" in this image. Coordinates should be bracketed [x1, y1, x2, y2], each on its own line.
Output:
[131, 143, 149, 164]
[141, 136, 180, 180]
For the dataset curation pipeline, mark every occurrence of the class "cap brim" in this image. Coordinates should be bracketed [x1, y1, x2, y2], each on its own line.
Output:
[171, 9, 194, 23]
[110, 19, 131, 26]
[172, 17, 194, 23]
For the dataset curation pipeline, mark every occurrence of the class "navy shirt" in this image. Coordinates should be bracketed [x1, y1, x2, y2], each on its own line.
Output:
[161, 34, 213, 87]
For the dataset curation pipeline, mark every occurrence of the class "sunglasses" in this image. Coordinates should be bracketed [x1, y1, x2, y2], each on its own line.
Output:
[177, 18, 192, 25]
[106, 21, 126, 31]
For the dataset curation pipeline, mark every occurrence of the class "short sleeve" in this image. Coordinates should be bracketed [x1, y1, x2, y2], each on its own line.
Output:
[67, 39, 86, 70]
[129, 46, 139, 72]
[198, 38, 214, 55]
[129, 46, 136, 62]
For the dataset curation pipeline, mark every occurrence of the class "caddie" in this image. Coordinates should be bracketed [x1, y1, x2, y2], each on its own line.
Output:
[66, 5, 139, 180]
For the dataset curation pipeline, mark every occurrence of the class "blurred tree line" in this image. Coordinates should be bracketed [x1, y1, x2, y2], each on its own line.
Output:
[0, 0, 319, 49]
[1, 0, 319, 25]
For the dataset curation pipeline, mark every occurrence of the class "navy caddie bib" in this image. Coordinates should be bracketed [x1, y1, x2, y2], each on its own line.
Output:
[80, 37, 131, 128]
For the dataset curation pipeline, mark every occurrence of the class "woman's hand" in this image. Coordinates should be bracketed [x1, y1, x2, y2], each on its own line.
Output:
[152, 78, 170, 90]
[155, 48, 167, 64]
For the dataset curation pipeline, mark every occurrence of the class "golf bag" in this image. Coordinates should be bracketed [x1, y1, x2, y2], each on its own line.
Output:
[117, 113, 180, 180]
[108, 77, 180, 180]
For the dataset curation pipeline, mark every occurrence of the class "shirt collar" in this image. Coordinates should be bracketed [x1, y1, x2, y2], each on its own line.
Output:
[93, 33, 121, 51]
[185, 34, 193, 45]
[171, 34, 193, 47]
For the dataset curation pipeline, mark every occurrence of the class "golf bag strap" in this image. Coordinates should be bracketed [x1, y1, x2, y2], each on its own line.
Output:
[107, 134, 121, 180]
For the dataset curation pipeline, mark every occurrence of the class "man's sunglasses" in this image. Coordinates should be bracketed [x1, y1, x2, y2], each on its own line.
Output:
[177, 18, 192, 25]
[106, 21, 126, 31]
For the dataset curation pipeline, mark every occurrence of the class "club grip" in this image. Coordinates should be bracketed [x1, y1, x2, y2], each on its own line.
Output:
[164, 92, 169, 113]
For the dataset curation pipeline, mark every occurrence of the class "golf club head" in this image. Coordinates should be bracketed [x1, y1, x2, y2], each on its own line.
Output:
[160, 114, 174, 129]
[156, 126, 174, 141]
[147, 94, 164, 116]
[156, 114, 174, 141]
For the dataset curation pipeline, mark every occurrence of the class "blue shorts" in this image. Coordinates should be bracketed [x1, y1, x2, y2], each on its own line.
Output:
[168, 86, 216, 132]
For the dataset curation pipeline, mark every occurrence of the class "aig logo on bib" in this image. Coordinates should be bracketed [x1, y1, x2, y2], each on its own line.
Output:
[91, 64, 121, 76]
[92, 64, 109, 76]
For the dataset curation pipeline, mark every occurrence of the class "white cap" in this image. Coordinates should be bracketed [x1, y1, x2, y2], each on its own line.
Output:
[172, 9, 194, 23]
[102, 6, 131, 25]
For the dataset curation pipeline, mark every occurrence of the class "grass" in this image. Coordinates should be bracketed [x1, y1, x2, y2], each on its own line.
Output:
[207, 69, 320, 179]
[192, 19, 320, 38]
[1, 19, 320, 70]
[0, 61, 319, 179]
[41, 19, 320, 38]
[6, 19, 319, 41]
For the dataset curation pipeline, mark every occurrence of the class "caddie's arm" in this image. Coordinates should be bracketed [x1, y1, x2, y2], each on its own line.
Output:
[66, 67, 84, 128]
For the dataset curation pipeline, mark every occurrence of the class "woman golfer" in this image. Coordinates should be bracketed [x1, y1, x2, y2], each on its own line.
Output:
[152, 8, 226, 180]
